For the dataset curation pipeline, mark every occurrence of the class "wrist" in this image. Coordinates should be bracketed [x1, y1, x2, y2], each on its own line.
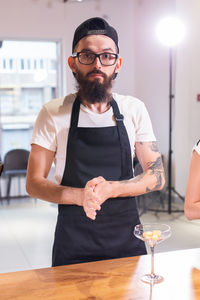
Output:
[61, 186, 84, 206]
[77, 188, 84, 206]
[109, 181, 120, 198]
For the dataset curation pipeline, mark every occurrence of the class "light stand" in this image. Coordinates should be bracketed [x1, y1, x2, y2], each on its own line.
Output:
[156, 16, 186, 214]
[168, 47, 173, 213]
[167, 48, 185, 213]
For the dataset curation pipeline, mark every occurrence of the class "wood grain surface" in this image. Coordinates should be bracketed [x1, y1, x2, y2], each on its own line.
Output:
[1, 248, 200, 300]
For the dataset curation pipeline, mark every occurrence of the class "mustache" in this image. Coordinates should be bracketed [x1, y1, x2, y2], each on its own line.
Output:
[86, 69, 106, 78]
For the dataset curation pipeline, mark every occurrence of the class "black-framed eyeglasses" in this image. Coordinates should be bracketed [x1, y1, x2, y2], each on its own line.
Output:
[72, 51, 118, 66]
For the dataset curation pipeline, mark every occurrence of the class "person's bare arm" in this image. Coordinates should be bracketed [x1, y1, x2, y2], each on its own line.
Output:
[26, 144, 82, 205]
[93, 141, 165, 204]
[26, 144, 101, 219]
[184, 150, 200, 220]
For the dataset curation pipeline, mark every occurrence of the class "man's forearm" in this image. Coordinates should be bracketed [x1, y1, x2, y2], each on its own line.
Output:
[111, 168, 165, 198]
[26, 177, 83, 206]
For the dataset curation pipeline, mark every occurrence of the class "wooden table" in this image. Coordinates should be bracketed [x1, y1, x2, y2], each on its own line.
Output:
[1, 248, 200, 300]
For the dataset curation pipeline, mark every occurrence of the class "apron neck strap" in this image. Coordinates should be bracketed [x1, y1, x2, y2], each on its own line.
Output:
[110, 99, 133, 179]
[71, 95, 124, 127]
[70, 95, 81, 128]
[110, 98, 124, 122]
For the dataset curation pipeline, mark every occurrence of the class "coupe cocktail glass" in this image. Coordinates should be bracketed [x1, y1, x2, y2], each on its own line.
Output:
[134, 223, 171, 284]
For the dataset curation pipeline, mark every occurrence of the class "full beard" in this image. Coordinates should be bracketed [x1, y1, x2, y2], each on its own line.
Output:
[75, 69, 114, 104]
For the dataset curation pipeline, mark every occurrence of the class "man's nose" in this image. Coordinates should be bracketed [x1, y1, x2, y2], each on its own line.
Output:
[93, 56, 102, 68]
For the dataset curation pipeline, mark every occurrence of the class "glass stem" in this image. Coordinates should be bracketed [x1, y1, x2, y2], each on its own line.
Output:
[150, 246, 155, 277]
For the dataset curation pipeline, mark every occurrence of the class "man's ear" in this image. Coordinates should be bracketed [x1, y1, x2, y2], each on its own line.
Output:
[113, 57, 122, 79]
[115, 57, 122, 73]
[68, 56, 76, 73]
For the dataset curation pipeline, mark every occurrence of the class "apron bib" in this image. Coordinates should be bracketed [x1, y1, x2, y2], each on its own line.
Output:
[52, 96, 146, 266]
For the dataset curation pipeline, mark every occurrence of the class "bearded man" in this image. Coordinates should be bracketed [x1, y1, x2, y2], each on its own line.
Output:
[26, 17, 165, 266]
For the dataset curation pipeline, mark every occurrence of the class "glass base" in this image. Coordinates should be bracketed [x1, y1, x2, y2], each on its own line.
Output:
[141, 273, 164, 284]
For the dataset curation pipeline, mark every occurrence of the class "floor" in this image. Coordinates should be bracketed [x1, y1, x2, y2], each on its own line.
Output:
[0, 194, 200, 274]
[0, 198, 57, 273]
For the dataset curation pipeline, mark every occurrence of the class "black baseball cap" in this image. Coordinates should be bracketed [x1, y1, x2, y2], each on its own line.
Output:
[72, 17, 119, 53]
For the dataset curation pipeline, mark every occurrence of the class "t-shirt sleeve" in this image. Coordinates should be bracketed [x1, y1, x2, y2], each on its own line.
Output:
[31, 106, 57, 152]
[193, 140, 200, 155]
[134, 102, 156, 142]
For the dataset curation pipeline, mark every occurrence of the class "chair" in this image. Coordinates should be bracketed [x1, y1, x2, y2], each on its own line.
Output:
[0, 160, 3, 176]
[0, 162, 3, 176]
[0, 162, 3, 203]
[2, 149, 30, 203]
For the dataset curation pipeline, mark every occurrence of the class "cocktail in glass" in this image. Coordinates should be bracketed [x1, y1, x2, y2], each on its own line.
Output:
[134, 223, 171, 284]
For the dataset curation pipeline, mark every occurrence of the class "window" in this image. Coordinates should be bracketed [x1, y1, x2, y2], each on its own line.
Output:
[0, 40, 61, 159]
[33, 59, 37, 69]
[27, 59, 31, 70]
[40, 59, 44, 69]
[50, 59, 56, 71]
[9, 59, 13, 69]
[3, 59, 6, 69]
[20, 59, 25, 70]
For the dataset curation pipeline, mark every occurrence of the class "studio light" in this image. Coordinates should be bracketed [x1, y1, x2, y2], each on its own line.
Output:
[156, 16, 186, 213]
[156, 16, 185, 47]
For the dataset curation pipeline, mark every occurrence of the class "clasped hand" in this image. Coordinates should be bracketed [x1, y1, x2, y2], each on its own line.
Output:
[82, 176, 113, 220]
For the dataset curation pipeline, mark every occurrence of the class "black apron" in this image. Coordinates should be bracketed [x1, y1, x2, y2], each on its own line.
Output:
[52, 96, 146, 266]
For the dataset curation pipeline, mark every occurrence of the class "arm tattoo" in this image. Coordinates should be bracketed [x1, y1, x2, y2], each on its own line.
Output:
[119, 142, 164, 194]
[149, 142, 159, 153]
[132, 172, 145, 183]
[145, 156, 163, 192]
[139, 141, 159, 153]
[119, 157, 163, 189]
[119, 173, 145, 185]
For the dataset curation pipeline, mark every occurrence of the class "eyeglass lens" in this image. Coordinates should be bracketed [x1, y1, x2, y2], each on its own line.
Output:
[78, 52, 117, 66]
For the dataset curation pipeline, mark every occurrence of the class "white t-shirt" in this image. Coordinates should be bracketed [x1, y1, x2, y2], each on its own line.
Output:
[31, 92, 156, 184]
[193, 140, 200, 155]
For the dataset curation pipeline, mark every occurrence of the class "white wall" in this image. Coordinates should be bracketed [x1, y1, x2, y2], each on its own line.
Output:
[133, 0, 200, 196]
[133, 0, 175, 160]
[174, 0, 200, 195]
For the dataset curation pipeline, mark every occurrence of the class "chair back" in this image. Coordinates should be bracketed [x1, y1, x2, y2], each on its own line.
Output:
[0, 162, 3, 176]
[3, 149, 30, 173]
